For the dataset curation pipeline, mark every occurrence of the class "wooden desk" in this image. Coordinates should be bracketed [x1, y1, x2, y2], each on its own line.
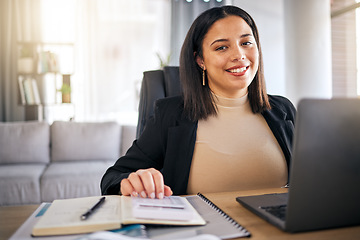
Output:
[0, 204, 38, 240]
[205, 188, 360, 240]
[1, 188, 359, 240]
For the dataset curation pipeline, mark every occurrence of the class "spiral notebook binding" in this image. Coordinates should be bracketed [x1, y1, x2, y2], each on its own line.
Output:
[197, 192, 250, 234]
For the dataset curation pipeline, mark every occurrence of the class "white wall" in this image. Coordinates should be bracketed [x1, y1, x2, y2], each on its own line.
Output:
[231, 0, 332, 106]
[284, 0, 332, 105]
[231, 0, 286, 96]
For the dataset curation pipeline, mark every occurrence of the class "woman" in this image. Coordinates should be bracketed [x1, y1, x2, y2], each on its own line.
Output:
[101, 6, 296, 199]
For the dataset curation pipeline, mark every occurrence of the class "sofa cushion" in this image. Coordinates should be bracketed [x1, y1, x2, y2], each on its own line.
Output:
[40, 161, 114, 202]
[51, 121, 121, 162]
[0, 164, 46, 205]
[0, 121, 50, 164]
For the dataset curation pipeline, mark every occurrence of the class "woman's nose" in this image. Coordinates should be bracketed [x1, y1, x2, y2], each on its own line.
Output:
[231, 47, 246, 61]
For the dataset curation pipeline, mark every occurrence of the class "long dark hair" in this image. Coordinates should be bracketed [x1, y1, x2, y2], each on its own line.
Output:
[180, 5, 270, 121]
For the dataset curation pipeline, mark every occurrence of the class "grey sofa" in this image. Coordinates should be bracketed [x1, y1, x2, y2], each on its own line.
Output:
[0, 121, 136, 206]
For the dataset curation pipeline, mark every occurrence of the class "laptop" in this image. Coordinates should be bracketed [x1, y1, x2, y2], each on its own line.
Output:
[236, 98, 360, 232]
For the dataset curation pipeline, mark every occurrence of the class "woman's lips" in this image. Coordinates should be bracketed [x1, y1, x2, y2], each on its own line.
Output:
[226, 66, 249, 75]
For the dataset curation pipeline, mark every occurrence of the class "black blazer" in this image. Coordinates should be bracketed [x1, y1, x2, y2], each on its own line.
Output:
[101, 95, 296, 195]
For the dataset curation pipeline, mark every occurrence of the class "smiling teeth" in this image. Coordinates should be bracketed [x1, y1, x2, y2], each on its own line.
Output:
[229, 67, 247, 73]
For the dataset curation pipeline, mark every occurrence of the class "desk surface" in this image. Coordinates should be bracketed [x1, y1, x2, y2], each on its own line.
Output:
[0, 204, 39, 240]
[1, 188, 360, 240]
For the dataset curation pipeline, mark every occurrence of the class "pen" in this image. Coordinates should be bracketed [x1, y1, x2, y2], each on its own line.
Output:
[81, 196, 106, 220]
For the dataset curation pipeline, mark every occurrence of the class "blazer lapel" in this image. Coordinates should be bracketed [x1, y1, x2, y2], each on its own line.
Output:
[263, 106, 294, 171]
[162, 121, 197, 195]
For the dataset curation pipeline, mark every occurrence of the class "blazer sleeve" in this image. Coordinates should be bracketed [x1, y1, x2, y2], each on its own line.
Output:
[100, 97, 184, 195]
[100, 105, 167, 195]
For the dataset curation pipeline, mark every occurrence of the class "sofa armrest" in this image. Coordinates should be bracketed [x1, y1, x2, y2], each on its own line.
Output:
[120, 124, 136, 156]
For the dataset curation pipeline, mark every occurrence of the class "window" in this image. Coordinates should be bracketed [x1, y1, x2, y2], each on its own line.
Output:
[40, 0, 171, 123]
[331, 0, 359, 97]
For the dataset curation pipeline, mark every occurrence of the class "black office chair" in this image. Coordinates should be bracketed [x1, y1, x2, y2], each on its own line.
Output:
[136, 66, 181, 138]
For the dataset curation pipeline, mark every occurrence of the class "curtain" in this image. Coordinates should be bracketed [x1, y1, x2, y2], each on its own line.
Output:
[72, 0, 99, 121]
[0, 0, 42, 122]
[0, 0, 171, 122]
[0, 0, 228, 122]
[73, 0, 171, 122]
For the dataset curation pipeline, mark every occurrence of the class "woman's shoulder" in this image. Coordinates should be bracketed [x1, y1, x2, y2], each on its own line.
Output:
[153, 95, 195, 125]
[155, 95, 184, 111]
[268, 95, 295, 109]
[154, 96, 185, 118]
[156, 95, 183, 106]
[267, 95, 296, 120]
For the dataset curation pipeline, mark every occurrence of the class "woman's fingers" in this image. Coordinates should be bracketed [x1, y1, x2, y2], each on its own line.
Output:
[120, 168, 173, 199]
[128, 171, 147, 197]
[120, 178, 135, 196]
[136, 169, 156, 198]
[148, 168, 165, 199]
[164, 185, 173, 196]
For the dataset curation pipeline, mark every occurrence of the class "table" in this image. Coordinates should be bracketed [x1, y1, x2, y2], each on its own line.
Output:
[1, 188, 360, 240]
[204, 188, 360, 239]
[0, 204, 38, 240]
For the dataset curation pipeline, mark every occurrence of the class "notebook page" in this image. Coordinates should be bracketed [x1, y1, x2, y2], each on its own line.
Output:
[32, 196, 122, 236]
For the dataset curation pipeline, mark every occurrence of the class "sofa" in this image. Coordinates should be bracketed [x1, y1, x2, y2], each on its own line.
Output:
[0, 120, 136, 206]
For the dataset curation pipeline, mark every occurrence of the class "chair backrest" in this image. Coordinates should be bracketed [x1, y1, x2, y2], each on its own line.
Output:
[136, 66, 181, 138]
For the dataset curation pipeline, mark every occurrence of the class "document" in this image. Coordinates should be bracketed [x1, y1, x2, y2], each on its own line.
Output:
[131, 196, 195, 221]
[147, 193, 251, 239]
[32, 195, 205, 237]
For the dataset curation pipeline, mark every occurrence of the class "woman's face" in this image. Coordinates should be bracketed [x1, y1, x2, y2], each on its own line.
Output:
[197, 15, 259, 98]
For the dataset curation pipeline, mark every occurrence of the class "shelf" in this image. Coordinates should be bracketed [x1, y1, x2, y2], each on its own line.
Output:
[24, 104, 75, 122]
[24, 105, 43, 121]
[17, 42, 75, 122]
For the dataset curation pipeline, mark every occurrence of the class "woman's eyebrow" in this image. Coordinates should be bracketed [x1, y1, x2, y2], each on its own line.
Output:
[240, 33, 253, 38]
[210, 39, 228, 46]
[210, 33, 254, 46]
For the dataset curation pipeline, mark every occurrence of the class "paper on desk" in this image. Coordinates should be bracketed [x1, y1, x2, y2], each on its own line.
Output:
[78, 231, 221, 240]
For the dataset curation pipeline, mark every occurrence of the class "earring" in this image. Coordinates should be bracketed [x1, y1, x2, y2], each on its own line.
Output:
[203, 68, 205, 86]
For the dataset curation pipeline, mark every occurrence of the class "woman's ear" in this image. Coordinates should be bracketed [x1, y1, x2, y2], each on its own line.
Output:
[196, 55, 205, 70]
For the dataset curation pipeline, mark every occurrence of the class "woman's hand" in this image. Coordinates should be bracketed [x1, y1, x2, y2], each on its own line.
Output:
[120, 168, 173, 199]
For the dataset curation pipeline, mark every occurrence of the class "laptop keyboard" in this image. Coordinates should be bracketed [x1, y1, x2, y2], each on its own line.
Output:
[260, 204, 287, 221]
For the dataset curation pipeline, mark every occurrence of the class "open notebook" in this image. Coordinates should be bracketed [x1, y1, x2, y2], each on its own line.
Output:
[28, 193, 250, 239]
[32, 195, 205, 236]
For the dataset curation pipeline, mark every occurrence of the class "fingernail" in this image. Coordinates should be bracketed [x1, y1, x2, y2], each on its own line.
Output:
[158, 192, 164, 199]
[141, 191, 147, 198]
[132, 191, 138, 197]
[150, 192, 155, 199]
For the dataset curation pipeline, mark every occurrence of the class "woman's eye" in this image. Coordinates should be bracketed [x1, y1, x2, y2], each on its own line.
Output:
[215, 46, 227, 51]
[242, 41, 253, 46]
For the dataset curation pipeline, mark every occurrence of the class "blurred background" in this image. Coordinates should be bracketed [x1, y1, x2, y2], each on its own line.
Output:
[0, 0, 359, 124]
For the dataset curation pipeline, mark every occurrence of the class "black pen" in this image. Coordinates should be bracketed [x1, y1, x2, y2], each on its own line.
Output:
[81, 197, 106, 220]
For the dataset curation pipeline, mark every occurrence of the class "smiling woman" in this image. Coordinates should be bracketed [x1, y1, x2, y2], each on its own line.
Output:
[181, 6, 269, 121]
[101, 6, 296, 199]
[196, 16, 259, 99]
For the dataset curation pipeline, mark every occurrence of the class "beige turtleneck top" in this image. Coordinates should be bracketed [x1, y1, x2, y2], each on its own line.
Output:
[187, 94, 288, 194]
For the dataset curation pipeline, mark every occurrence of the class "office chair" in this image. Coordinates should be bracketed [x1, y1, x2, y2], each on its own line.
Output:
[136, 66, 181, 138]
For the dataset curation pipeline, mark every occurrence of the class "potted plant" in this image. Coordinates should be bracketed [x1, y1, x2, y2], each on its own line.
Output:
[59, 83, 71, 103]
[156, 52, 171, 69]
